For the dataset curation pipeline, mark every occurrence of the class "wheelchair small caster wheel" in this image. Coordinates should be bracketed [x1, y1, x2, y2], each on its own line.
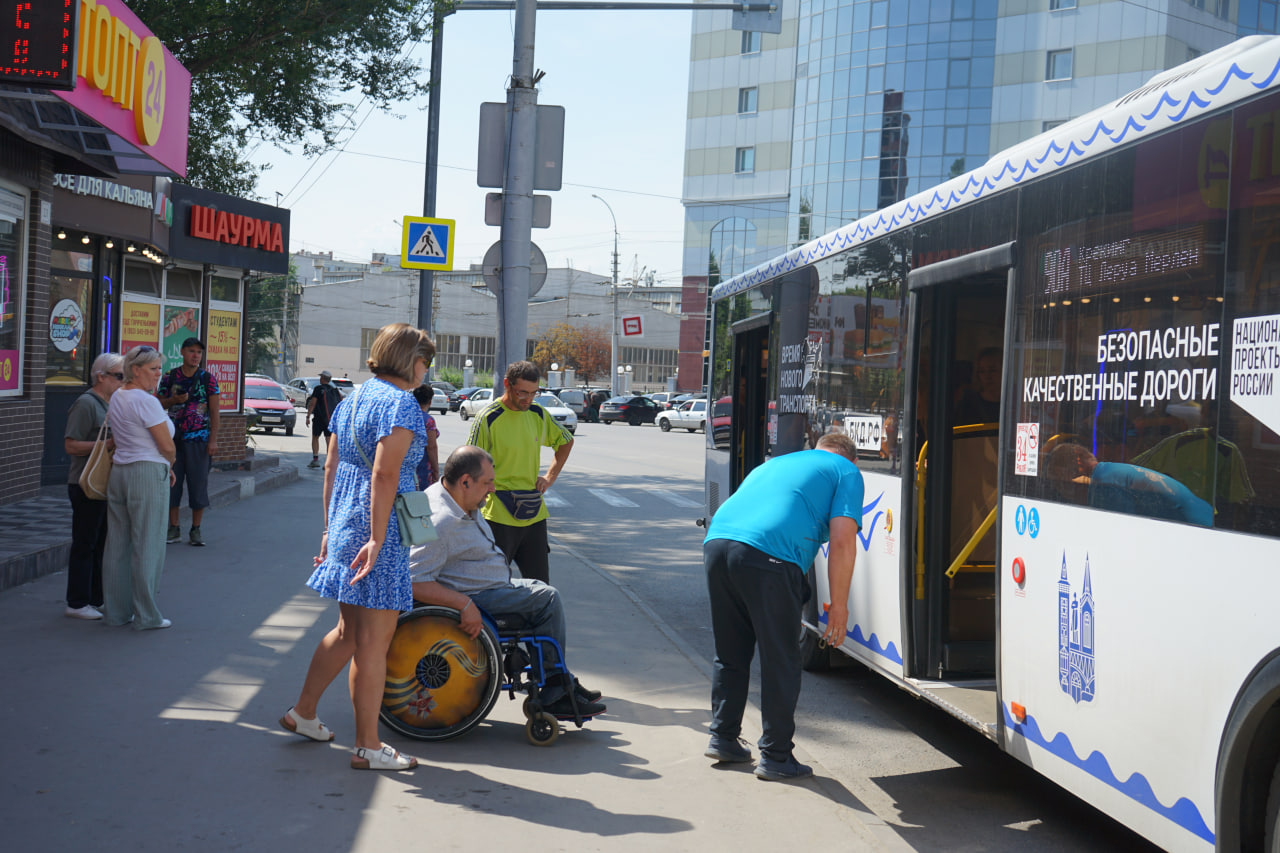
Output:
[522, 697, 537, 720]
[526, 711, 560, 746]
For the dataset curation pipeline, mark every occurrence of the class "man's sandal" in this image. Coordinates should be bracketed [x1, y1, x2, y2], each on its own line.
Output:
[351, 744, 418, 771]
[279, 707, 335, 742]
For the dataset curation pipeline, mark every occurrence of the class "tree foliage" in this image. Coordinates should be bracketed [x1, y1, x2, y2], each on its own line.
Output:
[244, 271, 296, 375]
[531, 322, 611, 383]
[129, 0, 441, 194]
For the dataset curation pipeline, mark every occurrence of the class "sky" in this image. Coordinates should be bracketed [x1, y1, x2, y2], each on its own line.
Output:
[253, 8, 693, 286]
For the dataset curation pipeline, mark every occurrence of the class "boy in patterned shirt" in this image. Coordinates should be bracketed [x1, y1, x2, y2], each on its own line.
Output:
[158, 337, 220, 546]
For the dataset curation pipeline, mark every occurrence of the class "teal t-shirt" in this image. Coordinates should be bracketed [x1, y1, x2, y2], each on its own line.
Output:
[705, 449, 865, 570]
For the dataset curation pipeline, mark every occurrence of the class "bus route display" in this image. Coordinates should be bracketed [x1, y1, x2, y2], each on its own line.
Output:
[1, 0, 77, 89]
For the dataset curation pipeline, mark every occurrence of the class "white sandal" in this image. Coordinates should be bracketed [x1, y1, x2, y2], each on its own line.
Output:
[280, 707, 335, 742]
[351, 743, 418, 771]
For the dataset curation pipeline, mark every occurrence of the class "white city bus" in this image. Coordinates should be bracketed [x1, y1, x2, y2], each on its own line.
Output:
[704, 36, 1280, 853]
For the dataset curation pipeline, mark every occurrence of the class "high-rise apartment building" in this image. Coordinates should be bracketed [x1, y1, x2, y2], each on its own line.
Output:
[677, 0, 1272, 389]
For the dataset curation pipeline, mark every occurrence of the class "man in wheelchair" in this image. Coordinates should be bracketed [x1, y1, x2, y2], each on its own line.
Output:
[408, 445, 606, 719]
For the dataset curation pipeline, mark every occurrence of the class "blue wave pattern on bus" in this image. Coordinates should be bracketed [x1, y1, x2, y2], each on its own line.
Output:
[710, 49, 1280, 303]
[1003, 705, 1213, 843]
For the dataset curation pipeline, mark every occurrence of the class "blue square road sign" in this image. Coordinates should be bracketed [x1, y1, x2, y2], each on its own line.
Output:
[401, 217, 455, 270]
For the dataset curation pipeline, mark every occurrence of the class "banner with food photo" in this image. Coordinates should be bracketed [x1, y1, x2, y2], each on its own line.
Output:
[162, 304, 201, 369]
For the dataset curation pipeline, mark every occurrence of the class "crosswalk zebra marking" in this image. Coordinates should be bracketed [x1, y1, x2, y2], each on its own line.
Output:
[543, 493, 570, 508]
[587, 488, 639, 508]
[653, 490, 702, 509]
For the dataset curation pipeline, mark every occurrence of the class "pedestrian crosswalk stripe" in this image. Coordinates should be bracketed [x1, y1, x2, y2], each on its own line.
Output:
[653, 490, 702, 509]
[543, 493, 570, 508]
[587, 488, 638, 508]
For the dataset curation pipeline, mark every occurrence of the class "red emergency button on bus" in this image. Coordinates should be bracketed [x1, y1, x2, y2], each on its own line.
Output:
[1012, 557, 1026, 586]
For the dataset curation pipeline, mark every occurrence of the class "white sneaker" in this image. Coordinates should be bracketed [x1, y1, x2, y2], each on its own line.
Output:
[65, 605, 103, 620]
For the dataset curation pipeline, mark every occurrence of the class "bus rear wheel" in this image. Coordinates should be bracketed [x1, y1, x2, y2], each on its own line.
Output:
[1264, 761, 1280, 853]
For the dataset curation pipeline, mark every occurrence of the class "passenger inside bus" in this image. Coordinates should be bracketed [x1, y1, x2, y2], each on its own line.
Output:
[954, 347, 1002, 426]
[1044, 443, 1213, 526]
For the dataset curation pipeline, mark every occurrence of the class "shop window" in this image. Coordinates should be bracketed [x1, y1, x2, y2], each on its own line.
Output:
[47, 274, 92, 385]
[211, 275, 241, 305]
[165, 266, 202, 302]
[124, 259, 161, 296]
[0, 186, 25, 397]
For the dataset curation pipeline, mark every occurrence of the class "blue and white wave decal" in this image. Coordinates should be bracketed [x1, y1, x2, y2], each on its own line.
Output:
[818, 612, 904, 665]
[711, 41, 1280, 303]
[1002, 704, 1212, 843]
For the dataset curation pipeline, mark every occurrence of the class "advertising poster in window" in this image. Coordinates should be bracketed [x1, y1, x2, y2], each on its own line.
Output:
[162, 304, 201, 370]
[0, 189, 23, 394]
[207, 309, 242, 411]
[120, 300, 160, 352]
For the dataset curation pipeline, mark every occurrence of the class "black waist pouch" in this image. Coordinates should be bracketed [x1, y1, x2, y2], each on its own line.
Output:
[496, 489, 544, 521]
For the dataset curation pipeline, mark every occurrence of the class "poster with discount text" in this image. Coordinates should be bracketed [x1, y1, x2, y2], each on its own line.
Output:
[162, 305, 202, 370]
[120, 301, 161, 353]
[207, 309, 242, 411]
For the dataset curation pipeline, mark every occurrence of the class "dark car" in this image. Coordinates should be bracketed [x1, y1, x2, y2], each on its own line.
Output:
[450, 385, 482, 412]
[598, 394, 660, 426]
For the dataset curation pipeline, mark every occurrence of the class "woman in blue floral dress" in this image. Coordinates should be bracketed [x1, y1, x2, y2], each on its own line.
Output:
[281, 323, 433, 771]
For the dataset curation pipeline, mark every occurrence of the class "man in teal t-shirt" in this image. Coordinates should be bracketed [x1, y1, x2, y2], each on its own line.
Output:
[703, 432, 864, 781]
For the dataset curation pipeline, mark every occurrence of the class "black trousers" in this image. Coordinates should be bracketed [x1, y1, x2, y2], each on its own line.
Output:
[488, 519, 550, 584]
[705, 538, 806, 763]
[66, 483, 107, 608]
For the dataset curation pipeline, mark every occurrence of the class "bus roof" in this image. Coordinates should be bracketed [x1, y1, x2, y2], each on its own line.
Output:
[711, 34, 1280, 303]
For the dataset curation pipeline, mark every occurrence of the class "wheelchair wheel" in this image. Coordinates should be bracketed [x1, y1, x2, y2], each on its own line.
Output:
[522, 697, 537, 720]
[381, 606, 502, 741]
[526, 711, 560, 747]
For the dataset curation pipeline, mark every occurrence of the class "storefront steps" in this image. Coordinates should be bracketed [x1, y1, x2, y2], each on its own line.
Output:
[0, 457, 298, 594]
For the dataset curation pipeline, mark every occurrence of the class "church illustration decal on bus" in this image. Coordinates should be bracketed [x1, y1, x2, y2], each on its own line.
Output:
[1058, 553, 1096, 704]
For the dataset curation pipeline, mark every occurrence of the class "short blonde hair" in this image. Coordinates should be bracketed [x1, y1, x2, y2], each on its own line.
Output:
[366, 323, 435, 382]
[123, 345, 162, 379]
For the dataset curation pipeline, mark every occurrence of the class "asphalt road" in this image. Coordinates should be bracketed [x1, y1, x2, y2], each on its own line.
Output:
[254, 405, 1161, 852]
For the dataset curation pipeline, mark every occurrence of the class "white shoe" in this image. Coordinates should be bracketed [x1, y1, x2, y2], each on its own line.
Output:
[65, 605, 103, 620]
[139, 618, 172, 630]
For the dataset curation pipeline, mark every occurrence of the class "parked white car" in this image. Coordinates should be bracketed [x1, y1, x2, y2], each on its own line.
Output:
[657, 398, 707, 433]
[458, 387, 495, 420]
[534, 393, 577, 434]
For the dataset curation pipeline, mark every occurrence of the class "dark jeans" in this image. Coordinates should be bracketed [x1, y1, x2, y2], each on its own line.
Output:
[66, 483, 106, 608]
[170, 439, 211, 511]
[705, 538, 806, 763]
[488, 519, 550, 583]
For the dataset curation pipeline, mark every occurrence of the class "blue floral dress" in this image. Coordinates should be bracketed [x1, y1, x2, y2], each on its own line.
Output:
[307, 378, 426, 611]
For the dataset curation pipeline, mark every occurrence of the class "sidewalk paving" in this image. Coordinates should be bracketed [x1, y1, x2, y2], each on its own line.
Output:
[0, 476, 905, 852]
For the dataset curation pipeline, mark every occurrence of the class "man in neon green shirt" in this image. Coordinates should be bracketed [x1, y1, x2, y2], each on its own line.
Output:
[465, 361, 573, 582]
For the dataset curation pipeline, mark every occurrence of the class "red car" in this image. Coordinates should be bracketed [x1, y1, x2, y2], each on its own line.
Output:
[244, 377, 297, 435]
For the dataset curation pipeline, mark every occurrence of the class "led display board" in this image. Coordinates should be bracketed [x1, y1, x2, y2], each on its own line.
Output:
[0, 0, 78, 89]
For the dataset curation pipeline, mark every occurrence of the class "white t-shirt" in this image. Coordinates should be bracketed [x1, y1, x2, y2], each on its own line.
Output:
[109, 388, 174, 466]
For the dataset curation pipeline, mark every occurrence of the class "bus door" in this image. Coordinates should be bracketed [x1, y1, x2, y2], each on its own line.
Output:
[728, 312, 771, 490]
[905, 243, 1015, 693]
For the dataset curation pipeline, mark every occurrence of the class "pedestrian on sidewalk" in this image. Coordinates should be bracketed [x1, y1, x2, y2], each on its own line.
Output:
[102, 345, 177, 630]
[62, 352, 124, 620]
[306, 370, 343, 469]
[282, 323, 433, 771]
[410, 384, 440, 486]
[703, 432, 863, 781]
[157, 337, 219, 547]
[409, 445, 605, 718]
[465, 361, 573, 583]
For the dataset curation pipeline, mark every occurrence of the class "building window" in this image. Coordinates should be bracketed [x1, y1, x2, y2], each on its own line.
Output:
[735, 147, 756, 174]
[1042, 119, 1067, 132]
[1046, 49, 1073, 81]
[738, 87, 758, 114]
[1049, 0, 1076, 9]
[360, 327, 378, 365]
[468, 335, 496, 373]
[436, 333, 462, 370]
[741, 30, 761, 54]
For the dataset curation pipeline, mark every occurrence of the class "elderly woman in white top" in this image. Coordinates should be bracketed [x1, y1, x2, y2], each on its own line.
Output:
[62, 351, 125, 620]
[102, 345, 177, 630]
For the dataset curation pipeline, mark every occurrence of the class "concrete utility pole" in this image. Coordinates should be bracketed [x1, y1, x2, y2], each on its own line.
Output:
[417, 9, 448, 352]
[592, 193, 619, 395]
[494, 0, 539, 394]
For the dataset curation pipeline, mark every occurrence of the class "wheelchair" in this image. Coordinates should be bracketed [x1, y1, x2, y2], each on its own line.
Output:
[379, 604, 597, 746]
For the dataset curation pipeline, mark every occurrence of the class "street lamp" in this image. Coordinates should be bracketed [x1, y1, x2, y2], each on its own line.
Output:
[550, 362, 560, 388]
[463, 358, 475, 388]
[591, 193, 620, 395]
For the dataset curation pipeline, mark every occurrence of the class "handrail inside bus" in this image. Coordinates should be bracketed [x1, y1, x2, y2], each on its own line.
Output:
[946, 505, 998, 579]
[914, 423, 1000, 597]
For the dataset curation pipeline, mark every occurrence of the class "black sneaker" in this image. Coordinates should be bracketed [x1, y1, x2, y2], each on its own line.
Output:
[166, 525, 181, 544]
[705, 735, 753, 763]
[754, 755, 813, 781]
[543, 693, 606, 719]
[188, 527, 205, 547]
[574, 679, 602, 703]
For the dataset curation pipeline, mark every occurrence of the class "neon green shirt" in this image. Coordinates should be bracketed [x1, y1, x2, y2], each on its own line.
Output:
[466, 398, 573, 526]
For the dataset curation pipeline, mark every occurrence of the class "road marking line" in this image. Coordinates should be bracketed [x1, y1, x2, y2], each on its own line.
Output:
[653, 490, 701, 508]
[543, 493, 570, 508]
[587, 488, 639, 508]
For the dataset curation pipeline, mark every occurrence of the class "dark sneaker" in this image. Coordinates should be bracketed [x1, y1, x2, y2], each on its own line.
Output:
[306, 459, 322, 468]
[574, 679, 602, 703]
[188, 527, 205, 547]
[166, 525, 181, 544]
[754, 756, 813, 781]
[543, 693, 606, 719]
[705, 735, 753, 763]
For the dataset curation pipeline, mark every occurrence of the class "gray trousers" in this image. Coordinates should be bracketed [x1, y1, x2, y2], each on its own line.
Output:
[705, 538, 806, 763]
[103, 461, 169, 629]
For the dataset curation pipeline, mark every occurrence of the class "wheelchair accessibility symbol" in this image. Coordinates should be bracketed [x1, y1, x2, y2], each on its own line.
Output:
[1014, 505, 1041, 538]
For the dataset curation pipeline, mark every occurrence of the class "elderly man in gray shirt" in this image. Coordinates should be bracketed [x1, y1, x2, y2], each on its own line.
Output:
[409, 445, 604, 718]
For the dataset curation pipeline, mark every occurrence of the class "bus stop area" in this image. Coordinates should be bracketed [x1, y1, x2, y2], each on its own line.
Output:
[0, 476, 905, 852]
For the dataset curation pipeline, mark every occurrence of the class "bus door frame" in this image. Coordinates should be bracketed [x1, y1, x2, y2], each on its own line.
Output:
[729, 311, 772, 491]
[902, 241, 1016, 685]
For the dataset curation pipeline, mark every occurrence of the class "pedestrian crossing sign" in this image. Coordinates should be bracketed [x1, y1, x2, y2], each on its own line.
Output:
[400, 217, 455, 270]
